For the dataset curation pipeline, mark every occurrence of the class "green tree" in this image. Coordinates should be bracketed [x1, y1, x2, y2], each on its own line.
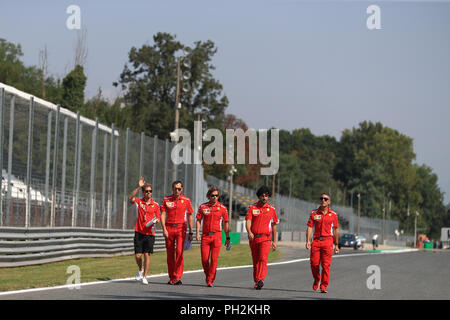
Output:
[335, 122, 418, 221]
[61, 65, 87, 112]
[277, 128, 339, 202]
[0, 38, 26, 87]
[115, 32, 228, 139]
[412, 165, 446, 239]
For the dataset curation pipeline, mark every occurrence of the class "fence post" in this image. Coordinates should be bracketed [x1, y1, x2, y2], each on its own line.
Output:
[44, 111, 52, 225]
[139, 132, 144, 198]
[139, 132, 144, 176]
[89, 118, 98, 228]
[107, 124, 114, 229]
[60, 117, 68, 226]
[123, 128, 129, 230]
[163, 139, 169, 195]
[74, 121, 83, 227]
[113, 133, 119, 226]
[101, 134, 107, 227]
[0, 89, 4, 226]
[72, 112, 80, 227]
[50, 105, 60, 227]
[6, 95, 15, 225]
[25, 97, 35, 228]
[152, 136, 157, 194]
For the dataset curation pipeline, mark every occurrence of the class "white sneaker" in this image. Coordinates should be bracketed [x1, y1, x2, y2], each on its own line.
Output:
[142, 277, 148, 285]
[135, 270, 143, 281]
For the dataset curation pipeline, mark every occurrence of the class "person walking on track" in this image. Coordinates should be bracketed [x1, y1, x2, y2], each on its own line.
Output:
[128, 177, 160, 285]
[306, 193, 339, 293]
[196, 186, 230, 287]
[245, 185, 279, 290]
[160, 180, 194, 285]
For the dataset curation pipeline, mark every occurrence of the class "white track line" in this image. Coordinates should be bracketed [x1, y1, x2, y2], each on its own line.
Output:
[0, 248, 418, 296]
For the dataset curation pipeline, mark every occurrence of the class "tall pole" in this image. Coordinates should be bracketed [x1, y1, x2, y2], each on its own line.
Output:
[50, 105, 61, 227]
[414, 211, 419, 248]
[357, 193, 361, 235]
[172, 56, 181, 182]
[123, 128, 129, 230]
[89, 118, 98, 228]
[6, 95, 15, 224]
[0, 88, 4, 226]
[25, 97, 35, 228]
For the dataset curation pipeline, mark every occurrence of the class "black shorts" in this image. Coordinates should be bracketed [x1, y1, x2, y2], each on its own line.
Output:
[134, 232, 155, 254]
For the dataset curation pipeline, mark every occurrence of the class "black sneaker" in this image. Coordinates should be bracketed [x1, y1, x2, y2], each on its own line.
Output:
[174, 280, 183, 285]
[167, 280, 174, 285]
[256, 280, 264, 290]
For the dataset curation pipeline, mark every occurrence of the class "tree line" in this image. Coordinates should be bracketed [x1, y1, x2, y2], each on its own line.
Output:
[1, 34, 449, 239]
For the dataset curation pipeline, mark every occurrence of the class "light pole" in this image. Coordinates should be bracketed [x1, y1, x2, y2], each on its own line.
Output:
[171, 48, 192, 182]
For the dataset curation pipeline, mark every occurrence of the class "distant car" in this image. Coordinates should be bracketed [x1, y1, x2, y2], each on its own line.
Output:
[338, 233, 361, 250]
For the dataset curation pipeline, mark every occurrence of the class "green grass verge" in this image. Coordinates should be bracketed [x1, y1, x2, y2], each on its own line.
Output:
[0, 244, 282, 292]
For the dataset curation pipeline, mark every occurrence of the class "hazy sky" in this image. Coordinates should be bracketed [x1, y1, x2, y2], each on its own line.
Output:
[1, 0, 449, 203]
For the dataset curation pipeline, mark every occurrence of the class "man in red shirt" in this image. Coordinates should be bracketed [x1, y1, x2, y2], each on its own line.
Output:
[128, 177, 161, 285]
[306, 193, 339, 293]
[160, 180, 194, 285]
[196, 186, 230, 287]
[245, 186, 278, 290]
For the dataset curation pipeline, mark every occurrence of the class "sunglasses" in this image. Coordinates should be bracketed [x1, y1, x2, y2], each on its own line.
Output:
[320, 197, 329, 201]
[209, 194, 219, 198]
[144, 190, 152, 193]
[174, 187, 182, 191]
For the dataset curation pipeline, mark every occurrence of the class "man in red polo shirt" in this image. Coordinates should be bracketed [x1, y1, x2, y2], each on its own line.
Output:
[245, 185, 278, 290]
[128, 177, 161, 285]
[196, 186, 230, 287]
[306, 193, 339, 293]
[160, 180, 194, 285]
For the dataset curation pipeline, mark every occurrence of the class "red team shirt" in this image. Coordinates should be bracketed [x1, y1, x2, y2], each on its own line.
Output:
[133, 198, 161, 236]
[196, 202, 229, 234]
[161, 194, 194, 224]
[307, 207, 339, 239]
[246, 202, 279, 236]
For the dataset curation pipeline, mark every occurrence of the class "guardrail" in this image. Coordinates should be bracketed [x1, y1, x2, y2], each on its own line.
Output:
[0, 227, 200, 267]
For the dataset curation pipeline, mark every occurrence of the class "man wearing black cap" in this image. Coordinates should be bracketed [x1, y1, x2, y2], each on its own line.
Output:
[245, 185, 279, 290]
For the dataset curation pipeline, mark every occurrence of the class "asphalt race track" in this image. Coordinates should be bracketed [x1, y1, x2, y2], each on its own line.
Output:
[1, 246, 449, 301]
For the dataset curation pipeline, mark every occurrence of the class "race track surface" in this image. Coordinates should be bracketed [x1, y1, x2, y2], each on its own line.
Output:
[1, 245, 448, 301]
